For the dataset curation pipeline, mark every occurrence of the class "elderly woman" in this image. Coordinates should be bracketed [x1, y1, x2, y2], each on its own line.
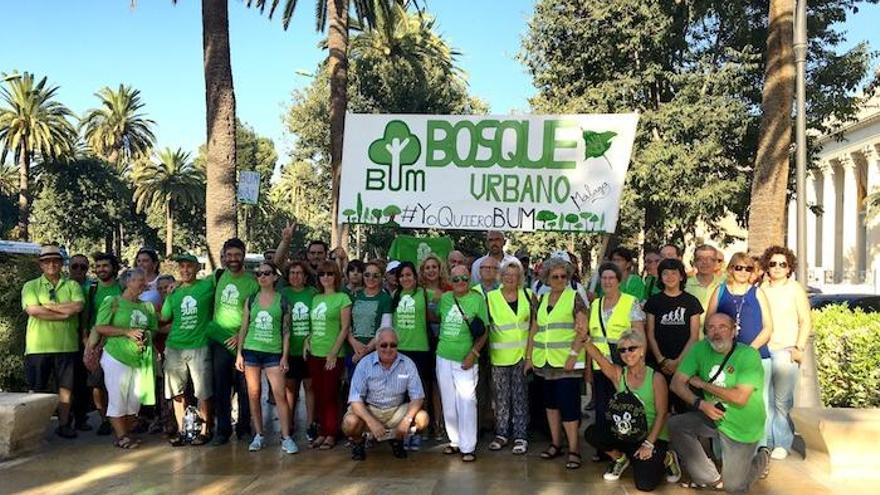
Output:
[306, 260, 352, 450]
[706, 252, 773, 447]
[95, 268, 158, 449]
[584, 330, 670, 490]
[526, 256, 589, 469]
[486, 258, 533, 455]
[588, 262, 646, 462]
[760, 246, 811, 460]
[436, 264, 489, 462]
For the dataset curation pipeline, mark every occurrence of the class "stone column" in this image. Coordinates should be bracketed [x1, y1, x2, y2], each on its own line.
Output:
[820, 162, 837, 283]
[840, 155, 859, 283]
[864, 144, 880, 290]
[787, 198, 797, 249]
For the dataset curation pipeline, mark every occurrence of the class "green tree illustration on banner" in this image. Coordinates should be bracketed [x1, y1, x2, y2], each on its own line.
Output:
[368, 120, 421, 191]
[582, 130, 616, 168]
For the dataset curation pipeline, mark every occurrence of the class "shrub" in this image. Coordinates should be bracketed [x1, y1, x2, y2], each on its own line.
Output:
[0, 253, 39, 391]
[813, 304, 880, 408]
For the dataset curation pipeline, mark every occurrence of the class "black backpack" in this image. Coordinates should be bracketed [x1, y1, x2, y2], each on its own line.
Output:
[605, 373, 649, 443]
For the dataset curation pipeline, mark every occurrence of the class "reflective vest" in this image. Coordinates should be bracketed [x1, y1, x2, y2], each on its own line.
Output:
[589, 293, 637, 369]
[532, 288, 585, 369]
[486, 287, 531, 366]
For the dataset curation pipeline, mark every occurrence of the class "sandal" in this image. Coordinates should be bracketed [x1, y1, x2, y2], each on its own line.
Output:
[680, 479, 724, 490]
[488, 435, 508, 451]
[565, 452, 582, 470]
[443, 445, 460, 455]
[318, 437, 336, 450]
[461, 452, 476, 462]
[540, 444, 563, 460]
[512, 439, 528, 455]
[190, 433, 212, 446]
[114, 436, 140, 449]
[310, 435, 326, 449]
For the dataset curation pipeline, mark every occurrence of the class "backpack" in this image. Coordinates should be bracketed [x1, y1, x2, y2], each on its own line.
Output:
[605, 373, 649, 443]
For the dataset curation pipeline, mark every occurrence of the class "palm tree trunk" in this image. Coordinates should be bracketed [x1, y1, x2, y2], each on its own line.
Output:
[17, 146, 29, 241]
[166, 200, 174, 257]
[328, 0, 349, 249]
[748, 0, 795, 255]
[202, 0, 238, 267]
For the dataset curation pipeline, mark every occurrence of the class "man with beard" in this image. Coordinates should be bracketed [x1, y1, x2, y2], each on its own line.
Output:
[669, 313, 770, 491]
[470, 231, 517, 284]
[206, 238, 259, 445]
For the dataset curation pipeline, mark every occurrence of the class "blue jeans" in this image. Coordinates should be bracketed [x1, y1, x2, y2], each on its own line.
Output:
[760, 357, 772, 446]
[767, 349, 799, 451]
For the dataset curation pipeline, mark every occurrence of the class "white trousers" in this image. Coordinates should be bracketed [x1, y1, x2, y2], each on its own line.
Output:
[101, 352, 141, 418]
[436, 355, 479, 454]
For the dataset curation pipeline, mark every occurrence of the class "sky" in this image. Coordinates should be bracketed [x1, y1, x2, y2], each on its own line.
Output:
[3, 0, 879, 164]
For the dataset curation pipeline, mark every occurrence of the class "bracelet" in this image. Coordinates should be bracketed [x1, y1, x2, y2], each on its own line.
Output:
[642, 439, 654, 449]
[659, 357, 668, 365]
[569, 349, 579, 357]
[470, 349, 480, 357]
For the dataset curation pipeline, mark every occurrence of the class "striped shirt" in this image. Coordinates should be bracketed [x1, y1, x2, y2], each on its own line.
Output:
[348, 352, 424, 409]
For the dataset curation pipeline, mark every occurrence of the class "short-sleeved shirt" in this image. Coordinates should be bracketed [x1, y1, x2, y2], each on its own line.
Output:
[678, 340, 766, 443]
[685, 274, 722, 319]
[243, 292, 285, 354]
[351, 290, 393, 344]
[87, 281, 123, 328]
[437, 291, 489, 363]
[21, 275, 85, 354]
[393, 287, 434, 352]
[161, 277, 215, 350]
[348, 351, 424, 409]
[309, 291, 352, 357]
[208, 270, 259, 344]
[97, 296, 159, 367]
[644, 291, 703, 360]
[281, 286, 317, 357]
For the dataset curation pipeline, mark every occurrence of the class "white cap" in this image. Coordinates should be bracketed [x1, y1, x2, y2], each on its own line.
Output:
[549, 250, 571, 264]
[386, 260, 401, 273]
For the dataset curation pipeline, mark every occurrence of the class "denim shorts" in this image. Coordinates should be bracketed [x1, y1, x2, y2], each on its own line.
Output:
[242, 349, 282, 368]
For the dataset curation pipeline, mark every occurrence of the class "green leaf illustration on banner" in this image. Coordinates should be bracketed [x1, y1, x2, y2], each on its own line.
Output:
[356, 193, 363, 222]
[582, 130, 616, 168]
[383, 205, 402, 222]
[371, 208, 383, 224]
[342, 209, 356, 222]
[565, 213, 579, 227]
[537, 210, 557, 229]
[368, 121, 421, 192]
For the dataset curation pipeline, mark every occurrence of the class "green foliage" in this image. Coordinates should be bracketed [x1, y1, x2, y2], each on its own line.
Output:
[80, 84, 156, 171]
[813, 304, 880, 407]
[0, 71, 76, 164]
[0, 254, 39, 391]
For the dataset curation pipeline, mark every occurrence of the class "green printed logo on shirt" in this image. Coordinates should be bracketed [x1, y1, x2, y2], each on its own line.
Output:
[130, 309, 148, 328]
[441, 305, 465, 337]
[221, 284, 240, 305]
[253, 310, 275, 343]
[311, 301, 328, 337]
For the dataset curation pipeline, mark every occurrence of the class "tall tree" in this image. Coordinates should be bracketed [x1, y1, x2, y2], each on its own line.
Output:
[80, 84, 156, 172]
[132, 147, 205, 256]
[0, 72, 75, 240]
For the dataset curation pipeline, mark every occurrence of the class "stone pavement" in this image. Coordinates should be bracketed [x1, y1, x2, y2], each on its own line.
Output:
[0, 421, 872, 495]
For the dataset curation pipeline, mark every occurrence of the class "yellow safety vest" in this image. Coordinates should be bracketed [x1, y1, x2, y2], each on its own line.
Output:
[588, 293, 637, 369]
[532, 288, 585, 369]
[486, 287, 531, 366]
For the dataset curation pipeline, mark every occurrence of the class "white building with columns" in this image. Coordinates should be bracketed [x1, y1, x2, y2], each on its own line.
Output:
[787, 92, 880, 293]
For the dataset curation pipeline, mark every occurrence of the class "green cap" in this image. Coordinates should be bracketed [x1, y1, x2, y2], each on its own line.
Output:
[174, 253, 199, 264]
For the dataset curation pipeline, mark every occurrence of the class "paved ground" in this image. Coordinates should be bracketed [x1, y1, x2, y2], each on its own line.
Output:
[0, 415, 871, 495]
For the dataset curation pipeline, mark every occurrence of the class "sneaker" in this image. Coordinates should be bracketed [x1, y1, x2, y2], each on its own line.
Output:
[402, 434, 413, 451]
[351, 442, 366, 461]
[757, 447, 771, 478]
[248, 434, 265, 452]
[55, 424, 78, 439]
[665, 450, 682, 483]
[770, 447, 788, 460]
[168, 433, 188, 447]
[409, 434, 422, 451]
[306, 422, 318, 443]
[97, 420, 112, 436]
[212, 434, 230, 446]
[603, 456, 630, 481]
[281, 436, 299, 454]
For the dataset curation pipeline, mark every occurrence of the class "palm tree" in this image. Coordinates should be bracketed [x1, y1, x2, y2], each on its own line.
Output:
[747, 0, 795, 254]
[0, 72, 76, 240]
[132, 147, 205, 256]
[80, 84, 156, 172]
[0, 162, 17, 196]
[249, 0, 408, 247]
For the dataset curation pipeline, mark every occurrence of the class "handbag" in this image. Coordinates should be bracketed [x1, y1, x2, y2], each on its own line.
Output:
[606, 373, 649, 442]
[453, 296, 486, 339]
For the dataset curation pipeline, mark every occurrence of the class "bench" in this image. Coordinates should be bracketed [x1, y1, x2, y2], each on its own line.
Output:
[790, 407, 880, 478]
[0, 392, 59, 460]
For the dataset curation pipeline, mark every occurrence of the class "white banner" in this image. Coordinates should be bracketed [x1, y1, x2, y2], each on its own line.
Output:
[339, 113, 639, 233]
[237, 170, 260, 205]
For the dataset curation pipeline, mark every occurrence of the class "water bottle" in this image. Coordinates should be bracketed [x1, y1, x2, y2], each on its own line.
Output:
[183, 406, 198, 441]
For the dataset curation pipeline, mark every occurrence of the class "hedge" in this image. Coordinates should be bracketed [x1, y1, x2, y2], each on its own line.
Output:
[0, 253, 39, 391]
[813, 304, 880, 408]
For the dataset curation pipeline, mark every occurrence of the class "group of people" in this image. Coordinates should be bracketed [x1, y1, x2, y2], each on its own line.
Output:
[21, 228, 812, 493]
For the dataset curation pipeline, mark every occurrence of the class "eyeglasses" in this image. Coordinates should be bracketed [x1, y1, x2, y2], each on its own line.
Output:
[768, 261, 788, 269]
[363, 272, 381, 279]
[48, 288, 57, 302]
[732, 265, 754, 273]
[70, 263, 88, 270]
[378, 342, 398, 349]
[550, 274, 568, 280]
[451, 275, 469, 283]
[318, 271, 335, 277]
[255, 270, 275, 277]
[480, 265, 498, 270]
[617, 345, 640, 355]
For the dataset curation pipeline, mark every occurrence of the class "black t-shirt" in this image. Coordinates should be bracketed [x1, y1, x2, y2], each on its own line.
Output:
[644, 291, 704, 360]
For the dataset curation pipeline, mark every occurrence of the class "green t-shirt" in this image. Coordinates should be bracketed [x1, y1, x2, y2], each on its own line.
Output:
[21, 275, 85, 354]
[161, 277, 215, 350]
[351, 290, 393, 344]
[437, 291, 488, 363]
[596, 273, 646, 301]
[309, 292, 352, 357]
[392, 287, 433, 352]
[97, 296, 158, 368]
[207, 270, 259, 347]
[243, 292, 285, 354]
[281, 286, 317, 357]
[678, 340, 766, 443]
[88, 280, 123, 328]
[642, 275, 662, 297]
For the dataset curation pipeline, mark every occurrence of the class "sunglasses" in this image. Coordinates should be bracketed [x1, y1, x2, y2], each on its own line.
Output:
[618, 345, 641, 355]
[378, 342, 398, 349]
[70, 263, 88, 270]
[48, 288, 57, 302]
[451, 275, 469, 283]
[768, 261, 788, 269]
[550, 274, 568, 280]
[255, 270, 276, 277]
[732, 265, 755, 273]
[318, 271, 335, 277]
[363, 272, 381, 279]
